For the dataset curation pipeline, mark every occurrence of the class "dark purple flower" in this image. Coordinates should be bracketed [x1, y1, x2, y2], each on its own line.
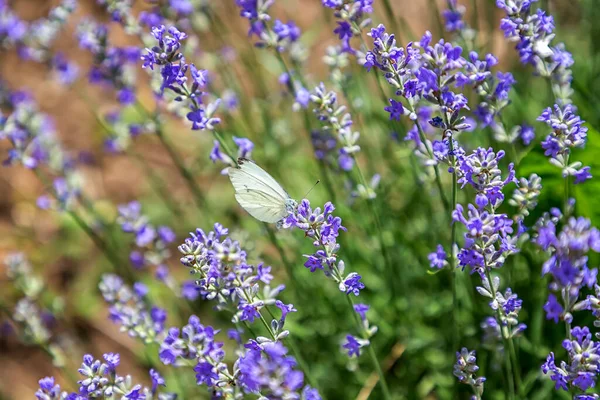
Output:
[194, 361, 219, 386]
[384, 99, 404, 120]
[181, 280, 200, 300]
[344, 273, 365, 296]
[343, 334, 362, 357]
[334, 21, 352, 39]
[544, 294, 563, 323]
[149, 369, 165, 393]
[428, 244, 447, 269]
[353, 303, 369, 321]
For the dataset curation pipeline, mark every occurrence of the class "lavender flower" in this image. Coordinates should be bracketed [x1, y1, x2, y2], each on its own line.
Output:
[102, 111, 153, 153]
[453, 148, 517, 275]
[322, 0, 373, 54]
[443, 0, 466, 33]
[365, 26, 475, 180]
[542, 326, 600, 392]
[5, 252, 43, 298]
[342, 334, 365, 357]
[497, 1, 573, 102]
[453, 348, 485, 399]
[238, 340, 320, 399]
[12, 298, 52, 346]
[53, 353, 176, 398]
[310, 83, 360, 172]
[476, 275, 527, 345]
[77, 20, 139, 105]
[509, 173, 542, 219]
[534, 212, 600, 323]
[3, 0, 76, 62]
[35, 376, 64, 400]
[0, 2, 26, 49]
[428, 244, 448, 269]
[159, 315, 225, 370]
[3, 254, 67, 367]
[210, 136, 254, 173]
[323, 45, 351, 88]
[51, 53, 79, 85]
[235, 0, 303, 54]
[96, 0, 139, 33]
[99, 274, 167, 343]
[178, 223, 294, 338]
[283, 199, 361, 294]
[538, 104, 590, 183]
[117, 201, 179, 291]
[141, 25, 221, 131]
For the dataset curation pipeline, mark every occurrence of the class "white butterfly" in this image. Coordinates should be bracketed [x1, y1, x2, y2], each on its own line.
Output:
[228, 158, 298, 223]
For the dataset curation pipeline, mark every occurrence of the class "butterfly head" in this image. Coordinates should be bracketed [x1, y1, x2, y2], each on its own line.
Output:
[285, 198, 298, 213]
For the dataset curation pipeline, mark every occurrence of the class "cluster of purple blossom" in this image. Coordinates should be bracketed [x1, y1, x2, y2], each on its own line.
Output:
[309, 83, 360, 172]
[117, 201, 199, 299]
[102, 111, 153, 154]
[322, 0, 374, 54]
[282, 200, 361, 293]
[2, 253, 65, 364]
[76, 20, 140, 105]
[0, 90, 84, 211]
[282, 199, 379, 358]
[0, 0, 76, 63]
[452, 148, 518, 275]
[159, 313, 319, 399]
[477, 275, 527, 350]
[160, 314, 319, 398]
[364, 25, 478, 181]
[236, 0, 302, 53]
[99, 274, 167, 344]
[537, 104, 591, 183]
[100, 232, 321, 399]
[542, 326, 600, 396]
[535, 209, 600, 324]
[178, 222, 296, 329]
[36, 353, 175, 400]
[453, 348, 486, 399]
[141, 25, 221, 131]
[497, 0, 591, 182]
[497, 0, 572, 100]
[210, 136, 254, 174]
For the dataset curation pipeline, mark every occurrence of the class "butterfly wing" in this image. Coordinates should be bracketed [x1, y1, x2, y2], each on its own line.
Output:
[228, 158, 290, 223]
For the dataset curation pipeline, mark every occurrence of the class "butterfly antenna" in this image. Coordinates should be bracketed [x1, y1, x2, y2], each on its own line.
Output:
[303, 180, 320, 199]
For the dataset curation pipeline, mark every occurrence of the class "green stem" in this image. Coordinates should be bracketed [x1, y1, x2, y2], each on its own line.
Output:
[76, 89, 185, 223]
[351, 155, 397, 292]
[265, 224, 297, 282]
[448, 136, 460, 359]
[507, 336, 523, 397]
[485, 270, 516, 400]
[263, 306, 318, 391]
[131, 151, 185, 222]
[412, 116, 451, 212]
[242, 321, 259, 338]
[212, 129, 238, 164]
[69, 210, 118, 266]
[276, 52, 338, 203]
[35, 170, 123, 272]
[564, 170, 571, 217]
[155, 126, 206, 209]
[346, 295, 392, 400]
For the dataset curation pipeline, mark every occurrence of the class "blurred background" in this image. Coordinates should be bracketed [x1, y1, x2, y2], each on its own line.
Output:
[1, 0, 600, 399]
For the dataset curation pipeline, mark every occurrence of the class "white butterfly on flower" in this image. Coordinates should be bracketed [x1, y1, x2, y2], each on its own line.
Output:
[228, 158, 298, 223]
